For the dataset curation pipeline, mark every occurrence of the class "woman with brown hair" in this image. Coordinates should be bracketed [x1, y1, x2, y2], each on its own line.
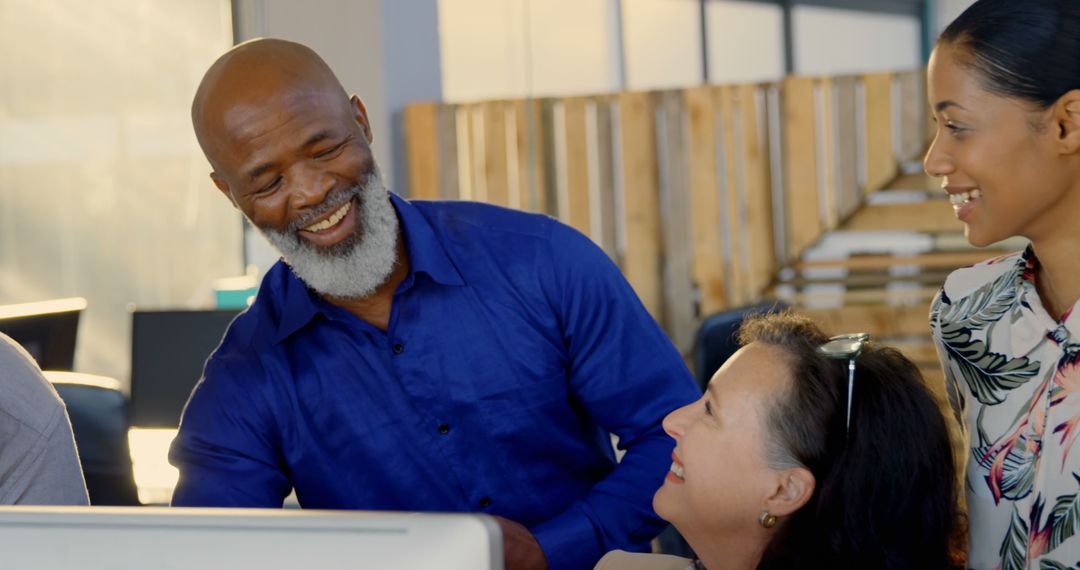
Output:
[597, 312, 960, 569]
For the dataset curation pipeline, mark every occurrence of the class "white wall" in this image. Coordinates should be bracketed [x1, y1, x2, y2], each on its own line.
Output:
[526, 0, 620, 96]
[438, 0, 620, 101]
[934, 0, 974, 37]
[0, 0, 242, 384]
[793, 5, 921, 75]
[622, 0, 702, 91]
[706, 0, 785, 83]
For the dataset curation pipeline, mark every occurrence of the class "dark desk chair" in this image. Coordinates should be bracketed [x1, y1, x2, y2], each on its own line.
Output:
[692, 300, 789, 391]
[44, 372, 140, 506]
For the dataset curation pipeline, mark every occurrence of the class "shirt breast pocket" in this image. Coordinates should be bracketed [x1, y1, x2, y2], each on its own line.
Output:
[476, 369, 572, 430]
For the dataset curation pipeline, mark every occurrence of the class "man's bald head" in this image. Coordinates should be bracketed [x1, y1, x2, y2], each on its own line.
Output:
[192, 38, 352, 168]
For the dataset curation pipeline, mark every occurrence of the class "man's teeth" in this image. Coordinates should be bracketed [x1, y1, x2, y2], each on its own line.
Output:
[304, 201, 351, 232]
[670, 462, 685, 480]
[949, 188, 982, 206]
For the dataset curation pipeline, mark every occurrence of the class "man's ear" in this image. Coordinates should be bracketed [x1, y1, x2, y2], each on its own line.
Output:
[210, 172, 237, 207]
[1055, 89, 1080, 155]
[350, 95, 373, 144]
[763, 467, 815, 518]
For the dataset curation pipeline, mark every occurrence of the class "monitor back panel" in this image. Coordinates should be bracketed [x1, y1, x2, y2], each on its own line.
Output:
[0, 507, 502, 570]
[130, 309, 241, 427]
[0, 310, 80, 371]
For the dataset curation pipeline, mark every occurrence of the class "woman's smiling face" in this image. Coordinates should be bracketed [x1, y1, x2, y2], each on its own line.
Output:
[652, 342, 793, 541]
[924, 42, 1077, 247]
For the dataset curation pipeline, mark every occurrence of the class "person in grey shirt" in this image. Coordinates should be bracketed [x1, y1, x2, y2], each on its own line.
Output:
[0, 332, 88, 505]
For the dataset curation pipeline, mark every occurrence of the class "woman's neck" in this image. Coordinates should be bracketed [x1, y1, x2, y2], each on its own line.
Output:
[1030, 235, 1080, 321]
[688, 528, 768, 570]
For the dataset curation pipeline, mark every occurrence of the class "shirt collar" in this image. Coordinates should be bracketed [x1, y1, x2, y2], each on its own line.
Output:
[272, 193, 465, 344]
[1011, 244, 1069, 355]
[390, 193, 466, 289]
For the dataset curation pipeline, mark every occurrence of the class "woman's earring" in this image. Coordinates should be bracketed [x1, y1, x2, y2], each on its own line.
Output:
[758, 511, 777, 529]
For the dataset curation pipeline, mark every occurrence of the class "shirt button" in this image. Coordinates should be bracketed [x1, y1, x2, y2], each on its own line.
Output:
[479, 497, 492, 508]
[392, 343, 405, 355]
[438, 423, 451, 435]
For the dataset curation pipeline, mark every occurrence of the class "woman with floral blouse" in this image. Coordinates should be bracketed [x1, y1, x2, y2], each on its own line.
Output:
[926, 1, 1080, 567]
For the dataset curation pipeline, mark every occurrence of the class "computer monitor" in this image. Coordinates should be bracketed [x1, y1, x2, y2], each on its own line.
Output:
[0, 506, 503, 570]
[130, 308, 241, 428]
[0, 298, 86, 371]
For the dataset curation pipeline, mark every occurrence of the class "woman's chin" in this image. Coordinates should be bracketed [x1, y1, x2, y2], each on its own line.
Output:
[652, 488, 677, 525]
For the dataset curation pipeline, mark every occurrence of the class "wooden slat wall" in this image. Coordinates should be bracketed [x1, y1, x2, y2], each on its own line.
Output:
[897, 71, 926, 162]
[737, 84, 777, 302]
[781, 76, 823, 262]
[686, 86, 727, 316]
[482, 102, 510, 208]
[403, 68, 925, 351]
[833, 76, 860, 221]
[656, 91, 696, 353]
[862, 72, 897, 194]
[617, 91, 664, 319]
[404, 103, 441, 201]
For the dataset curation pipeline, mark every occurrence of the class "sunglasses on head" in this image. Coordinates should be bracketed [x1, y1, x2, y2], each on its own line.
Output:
[816, 333, 870, 434]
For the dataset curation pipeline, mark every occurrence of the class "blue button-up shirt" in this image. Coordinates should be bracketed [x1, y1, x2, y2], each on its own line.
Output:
[170, 195, 699, 570]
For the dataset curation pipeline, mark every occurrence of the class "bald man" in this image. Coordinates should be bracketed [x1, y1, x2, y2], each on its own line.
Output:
[170, 38, 699, 570]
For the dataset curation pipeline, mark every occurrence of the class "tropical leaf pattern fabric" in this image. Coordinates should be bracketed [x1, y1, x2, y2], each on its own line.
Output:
[931, 246, 1080, 569]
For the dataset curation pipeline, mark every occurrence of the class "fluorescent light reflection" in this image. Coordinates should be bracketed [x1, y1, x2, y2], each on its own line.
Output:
[127, 428, 179, 505]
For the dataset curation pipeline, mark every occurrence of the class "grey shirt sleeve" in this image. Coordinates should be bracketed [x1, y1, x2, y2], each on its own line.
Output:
[0, 333, 89, 506]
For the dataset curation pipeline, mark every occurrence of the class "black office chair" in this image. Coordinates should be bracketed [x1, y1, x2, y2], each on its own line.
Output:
[656, 300, 788, 558]
[44, 372, 140, 506]
[692, 300, 789, 391]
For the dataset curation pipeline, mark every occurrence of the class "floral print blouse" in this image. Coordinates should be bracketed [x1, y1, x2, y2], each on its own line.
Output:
[931, 246, 1080, 569]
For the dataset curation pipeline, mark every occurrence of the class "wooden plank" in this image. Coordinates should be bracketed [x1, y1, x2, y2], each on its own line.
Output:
[862, 72, 896, 194]
[657, 90, 697, 352]
[782, 76, 823, 260]
[592, 97, 619, 259]
[738, 84, 777, 301]
[897, 70, 925, 162]
[455, 104, 477, 201]
[792, 249, 1014, 272]
[403, 103, 441, 200]
[833, 76, 860, 221]
[437, 105, 460, 200]
[482, 101, 510, 207]
[819, 78, 839, 230]
[841, 201, 963, 233]
[718, 86, 748, 306]
[538, 99, 560, 217]
[785, 286, 939, 308]
[798, 304, 933, 338]
[685, 85, 728, 315]
[617, 91, 663, 320]
[779, 271, 953, 289]
[559, 97, 592, 236]
[511, 99, 546, 212]
[885, 171, 937, 191]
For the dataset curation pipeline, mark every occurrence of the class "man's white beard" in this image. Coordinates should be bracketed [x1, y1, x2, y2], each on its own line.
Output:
[255, 167, 399, 300]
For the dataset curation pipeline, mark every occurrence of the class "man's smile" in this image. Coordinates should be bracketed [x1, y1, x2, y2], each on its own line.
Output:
[303, 200, 351, 233]
[296, 196, 360, 249]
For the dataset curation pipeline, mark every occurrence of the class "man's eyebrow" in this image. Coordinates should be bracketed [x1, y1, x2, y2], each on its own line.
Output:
[302, 129, 337, 149]
[247, 161, 277, 183]
[934, 100, 967, 113]
[244, 130, 341, 182]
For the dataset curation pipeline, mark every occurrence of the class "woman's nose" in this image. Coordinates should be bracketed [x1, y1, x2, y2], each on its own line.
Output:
[923, 134, 953, 178]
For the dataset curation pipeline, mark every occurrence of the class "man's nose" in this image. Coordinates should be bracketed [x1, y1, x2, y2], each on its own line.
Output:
[289, 165, 336, 210]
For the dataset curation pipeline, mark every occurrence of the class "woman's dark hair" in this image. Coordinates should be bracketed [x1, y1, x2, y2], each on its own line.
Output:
[939, 0, 1080, 109]
[736, 312, 961, 570]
